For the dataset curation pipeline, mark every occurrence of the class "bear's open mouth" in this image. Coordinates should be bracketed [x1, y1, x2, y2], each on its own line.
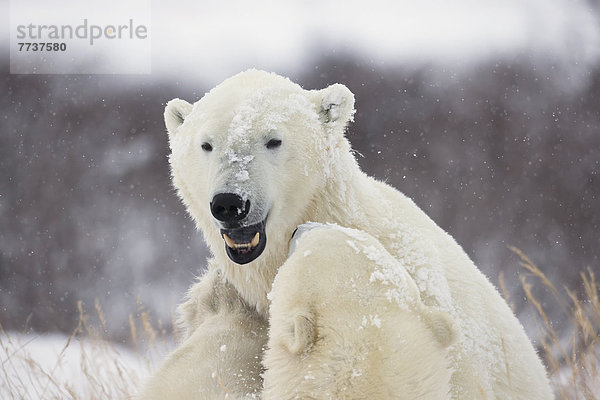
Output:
[220, 220, 267, 264]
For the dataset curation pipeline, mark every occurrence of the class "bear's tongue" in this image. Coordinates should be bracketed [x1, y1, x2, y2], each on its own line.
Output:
[223, 232, 260, 252]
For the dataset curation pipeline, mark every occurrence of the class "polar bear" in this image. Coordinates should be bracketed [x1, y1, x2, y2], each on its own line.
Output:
[156, 69, 553, 399]
[263, 223, 458, 399]
[139, 268, 267, 399]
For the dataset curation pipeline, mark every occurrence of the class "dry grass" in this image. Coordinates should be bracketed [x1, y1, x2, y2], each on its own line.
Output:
[510, 247, 600, 400]
[0, 300, 173, 399]
[1, 251, 598, 399]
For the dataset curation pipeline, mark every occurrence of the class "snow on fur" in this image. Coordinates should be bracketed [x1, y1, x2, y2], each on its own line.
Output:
[150, 70, 553, 399]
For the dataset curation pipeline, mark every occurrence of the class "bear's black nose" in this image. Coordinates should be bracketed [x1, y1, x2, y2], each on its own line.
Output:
[210, 193, 250, 223]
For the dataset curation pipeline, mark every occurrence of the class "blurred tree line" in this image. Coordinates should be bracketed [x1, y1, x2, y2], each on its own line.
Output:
[1, 53, 598, 342]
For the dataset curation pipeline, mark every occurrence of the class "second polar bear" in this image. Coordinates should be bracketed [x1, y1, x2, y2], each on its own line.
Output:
[139, 268, 267, 399]
[263, 223, 458, 400]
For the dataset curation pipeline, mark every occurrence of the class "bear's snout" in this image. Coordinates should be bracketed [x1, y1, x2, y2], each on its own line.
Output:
[210, 193, 250, 225]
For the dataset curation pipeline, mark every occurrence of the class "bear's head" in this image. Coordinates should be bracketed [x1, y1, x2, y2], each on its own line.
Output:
[263, 224, 458, 399]
[164, 70, 355, 265]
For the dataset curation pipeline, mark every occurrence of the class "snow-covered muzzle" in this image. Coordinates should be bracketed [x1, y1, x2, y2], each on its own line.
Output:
[206, 100, 279, 265]
[209, 188, 270, 264]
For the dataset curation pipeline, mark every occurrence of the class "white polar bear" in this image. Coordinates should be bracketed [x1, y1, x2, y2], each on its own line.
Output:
[263, 223, 458, 400]
[139, 268, 267, 399]
[152, 69, 552, 399]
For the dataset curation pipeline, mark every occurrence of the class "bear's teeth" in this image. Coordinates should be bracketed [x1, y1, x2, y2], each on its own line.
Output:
[223, 234, 238, 248]
[223, 233, 260, 250]
[250, 232, 260, 247]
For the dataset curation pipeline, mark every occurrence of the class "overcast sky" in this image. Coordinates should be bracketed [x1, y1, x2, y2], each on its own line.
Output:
[154, 0, 600, 82]
[3, 0, 600, 81]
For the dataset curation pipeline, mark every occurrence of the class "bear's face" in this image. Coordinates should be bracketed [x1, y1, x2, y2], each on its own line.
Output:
[164, 70, 355, 265]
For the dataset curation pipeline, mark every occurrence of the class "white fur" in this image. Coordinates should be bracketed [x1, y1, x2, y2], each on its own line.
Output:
[148, 69, 553, 399]
[139, 268, 266, 399]
[263, 224, 457, 399]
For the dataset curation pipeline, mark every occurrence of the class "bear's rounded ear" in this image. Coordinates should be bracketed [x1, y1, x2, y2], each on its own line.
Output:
[282, 310, 316, 355]
[313, 83, 355, 130]
[164, 98, 193, 135]
[423, 308, 459, 348]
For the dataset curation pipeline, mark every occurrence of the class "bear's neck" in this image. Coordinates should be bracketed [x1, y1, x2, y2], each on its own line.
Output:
[306, 155, 375, 233]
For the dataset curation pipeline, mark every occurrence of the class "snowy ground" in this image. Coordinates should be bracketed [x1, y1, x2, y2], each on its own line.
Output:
[0, 332, 156, 399]
[1, 325, 598, 399]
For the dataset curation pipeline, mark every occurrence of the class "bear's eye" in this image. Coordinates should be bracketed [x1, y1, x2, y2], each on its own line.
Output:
[201, 142, 213, 152]
[266, 139, 282, 150]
